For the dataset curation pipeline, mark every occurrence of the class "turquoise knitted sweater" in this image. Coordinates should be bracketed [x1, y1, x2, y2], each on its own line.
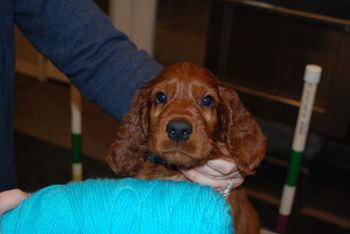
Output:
[1, 178, 233, 233]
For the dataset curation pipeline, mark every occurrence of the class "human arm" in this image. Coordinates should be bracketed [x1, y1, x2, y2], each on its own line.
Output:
[14, 0, 162, 121]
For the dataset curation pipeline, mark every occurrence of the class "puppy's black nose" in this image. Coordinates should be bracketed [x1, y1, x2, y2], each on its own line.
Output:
[166, 119, 193, 143]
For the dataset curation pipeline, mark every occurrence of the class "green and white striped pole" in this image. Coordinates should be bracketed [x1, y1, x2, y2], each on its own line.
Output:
[276, 64, 322, 233]
[70, 86, 83, 181]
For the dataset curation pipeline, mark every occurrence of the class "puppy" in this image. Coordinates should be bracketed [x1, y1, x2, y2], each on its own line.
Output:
[107, 62, 266, 234]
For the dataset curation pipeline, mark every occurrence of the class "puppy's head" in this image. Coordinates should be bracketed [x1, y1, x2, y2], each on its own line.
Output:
[146, 62, 221, 167]
[108, 62, 266, 175]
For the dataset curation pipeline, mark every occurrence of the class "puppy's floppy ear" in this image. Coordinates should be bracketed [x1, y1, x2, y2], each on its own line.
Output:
[218, 85, 266, 175]
[107, 88, 150, 177]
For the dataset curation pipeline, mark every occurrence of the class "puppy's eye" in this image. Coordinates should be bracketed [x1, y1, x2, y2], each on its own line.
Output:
[155, 92, 167, 104]
[201, 95, 214, 107]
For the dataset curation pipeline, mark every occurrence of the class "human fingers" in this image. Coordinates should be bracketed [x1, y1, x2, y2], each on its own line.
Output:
[205, 158, 239, 176]
[0, 189, 28, 215]
[180, 168, 244, 191]
[195, 164, 241, 180]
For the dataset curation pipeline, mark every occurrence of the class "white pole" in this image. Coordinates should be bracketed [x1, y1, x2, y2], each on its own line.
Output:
[276, 64, 322, 233]
[70, 85, 83, 181]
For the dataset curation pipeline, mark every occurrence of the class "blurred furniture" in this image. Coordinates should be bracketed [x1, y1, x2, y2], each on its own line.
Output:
[15, 26, 82, 181]
[109, 0, 158, 56]
[15, 27, 68, 83]
[205, 0, 350, 139]
[205, 1, 350, 230]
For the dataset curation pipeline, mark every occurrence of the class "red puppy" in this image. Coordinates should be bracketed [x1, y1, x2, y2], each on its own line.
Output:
[108, 62, 266, 234]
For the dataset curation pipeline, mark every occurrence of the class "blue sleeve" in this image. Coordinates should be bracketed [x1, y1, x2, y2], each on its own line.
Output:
[14, 0, 163, 121]
[1, 179, 233, 234]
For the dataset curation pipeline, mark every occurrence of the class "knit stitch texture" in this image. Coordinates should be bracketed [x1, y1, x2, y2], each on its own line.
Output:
[1, 178, 233, 233]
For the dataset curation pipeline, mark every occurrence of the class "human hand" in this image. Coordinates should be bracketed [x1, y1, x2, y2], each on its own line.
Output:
[180, 158, 244, 193]
[0, 189, 28, 215]
[180, 142, 244, 193]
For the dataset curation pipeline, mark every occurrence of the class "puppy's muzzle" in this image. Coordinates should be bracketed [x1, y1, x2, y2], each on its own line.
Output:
[166, 119, 193, 143]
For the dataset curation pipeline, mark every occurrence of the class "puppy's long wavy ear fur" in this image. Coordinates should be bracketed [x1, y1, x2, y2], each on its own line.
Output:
[218, 85, 267, 176]
[107, 88, 150, 177]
